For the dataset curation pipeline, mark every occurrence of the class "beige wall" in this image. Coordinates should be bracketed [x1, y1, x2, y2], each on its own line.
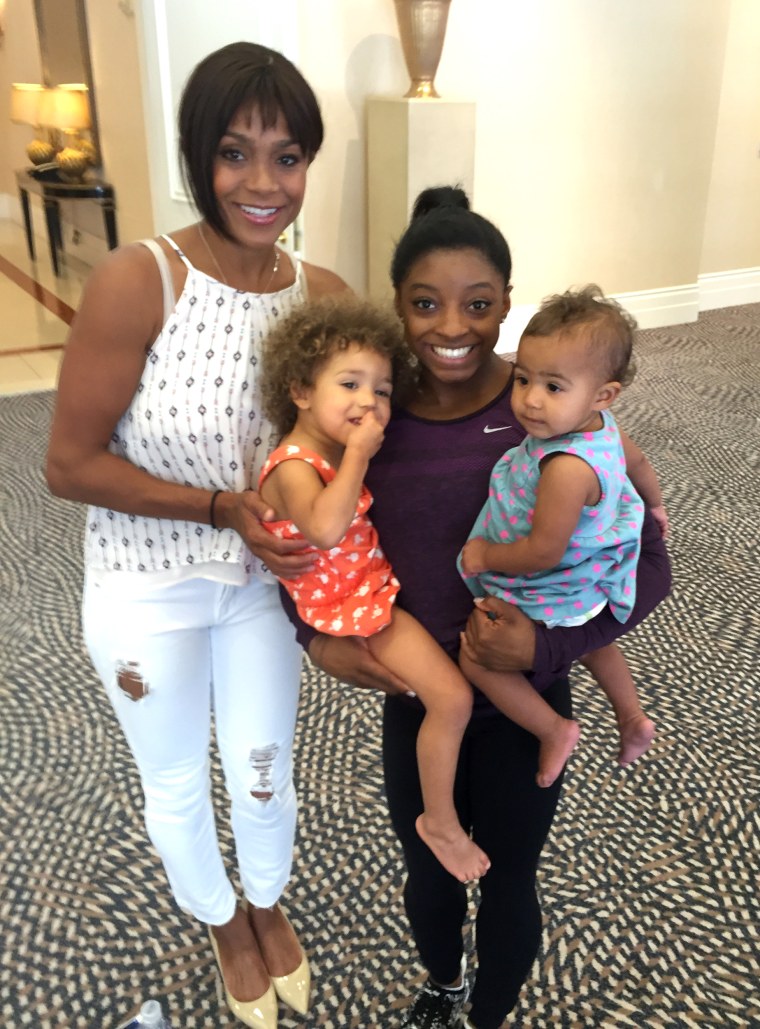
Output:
[83, 0, 154, 246]
[1, 0, 43, 197]
[2, 0, 758, 316]
[297, 0, 757, 309]
[295, 0, 404, 292]
[700, 0, 760, 273]
[442, 0, 731, 301]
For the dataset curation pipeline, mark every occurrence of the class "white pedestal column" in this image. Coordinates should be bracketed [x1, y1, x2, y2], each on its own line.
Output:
[366, 96, 476, 301]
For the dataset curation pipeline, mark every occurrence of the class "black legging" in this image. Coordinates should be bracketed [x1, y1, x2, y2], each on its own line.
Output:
[383, 678, 571, 1029]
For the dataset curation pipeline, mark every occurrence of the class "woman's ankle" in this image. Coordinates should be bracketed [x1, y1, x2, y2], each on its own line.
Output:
[247, 901, 302, 976]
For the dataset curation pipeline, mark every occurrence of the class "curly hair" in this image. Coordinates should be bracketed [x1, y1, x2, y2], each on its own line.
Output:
[260, 294, 416, 435]
[522, 284, 638, 385]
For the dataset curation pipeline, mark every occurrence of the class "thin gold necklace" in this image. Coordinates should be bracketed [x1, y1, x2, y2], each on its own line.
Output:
[197, 222, 280, 293]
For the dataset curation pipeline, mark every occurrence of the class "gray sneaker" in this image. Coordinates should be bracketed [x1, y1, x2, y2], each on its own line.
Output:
[398, 958, 469, 1029]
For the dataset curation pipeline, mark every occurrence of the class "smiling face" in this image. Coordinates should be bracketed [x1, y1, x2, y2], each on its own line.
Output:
[394, 247, 511, 390]
[292, 343, 393, 449]
[212, 105, 308, 246]
[511, 329, 621, 439]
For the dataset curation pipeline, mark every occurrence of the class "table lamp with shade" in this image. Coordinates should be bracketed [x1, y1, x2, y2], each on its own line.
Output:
[40, 83, 94, 179]
[10, 83, 55, 166]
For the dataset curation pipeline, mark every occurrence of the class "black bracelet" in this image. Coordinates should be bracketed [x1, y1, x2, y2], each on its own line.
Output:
[209, 489, 224, 530]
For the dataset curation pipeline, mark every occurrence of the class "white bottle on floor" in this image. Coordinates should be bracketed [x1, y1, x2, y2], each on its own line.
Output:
[117, 998, 173, 1028]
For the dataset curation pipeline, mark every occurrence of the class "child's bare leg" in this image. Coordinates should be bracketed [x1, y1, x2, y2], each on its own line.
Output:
[367, 608, 490, 882]
[459, 650, 579, 788]
[581, 644, 655, 766]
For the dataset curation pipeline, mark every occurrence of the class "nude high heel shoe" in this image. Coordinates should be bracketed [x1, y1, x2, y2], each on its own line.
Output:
[248, 904, 311, 1016]
[208, 927, 278, 1029]
[270, 921, 310, 1016]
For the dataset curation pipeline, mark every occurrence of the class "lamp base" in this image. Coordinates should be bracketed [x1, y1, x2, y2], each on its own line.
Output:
[55, 147, 89, 182]
[26, 139, 56, 166]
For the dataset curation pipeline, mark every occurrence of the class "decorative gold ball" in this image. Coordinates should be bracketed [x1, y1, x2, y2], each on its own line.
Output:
[55, 147, 89, 181]
[77, 139, 99, 166]
[26, 140, 56, 166]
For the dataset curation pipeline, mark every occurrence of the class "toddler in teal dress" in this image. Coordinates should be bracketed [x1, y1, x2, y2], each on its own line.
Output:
[458, 286, 669, 786]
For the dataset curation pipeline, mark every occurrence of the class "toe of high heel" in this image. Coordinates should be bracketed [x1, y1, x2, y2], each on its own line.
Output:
[271, 948, 310, 1016]
[208, 928, 278, 1029]
[226, 985, 278, 1029]
[246, 903, 312, 1016]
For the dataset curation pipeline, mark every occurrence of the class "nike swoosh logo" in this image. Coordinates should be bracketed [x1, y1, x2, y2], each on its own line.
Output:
[483, 425, 512, 433]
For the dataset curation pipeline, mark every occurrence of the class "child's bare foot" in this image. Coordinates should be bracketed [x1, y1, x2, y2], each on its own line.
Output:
[415, 814, 491, 882]
[536, 717, 581, 788]
[617, 713, 655, 766]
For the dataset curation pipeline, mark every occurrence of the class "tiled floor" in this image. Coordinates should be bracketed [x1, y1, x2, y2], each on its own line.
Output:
[0, 219, 89, 395]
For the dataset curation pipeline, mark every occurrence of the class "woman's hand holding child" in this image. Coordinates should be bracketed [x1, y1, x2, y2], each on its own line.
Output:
[216, 488, 316, 581]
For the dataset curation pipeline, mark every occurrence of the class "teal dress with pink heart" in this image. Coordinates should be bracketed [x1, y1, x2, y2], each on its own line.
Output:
[457, 410, 644, 626]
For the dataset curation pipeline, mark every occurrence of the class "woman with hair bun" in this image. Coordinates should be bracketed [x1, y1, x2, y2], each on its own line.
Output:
[286, 186, 670, 1028]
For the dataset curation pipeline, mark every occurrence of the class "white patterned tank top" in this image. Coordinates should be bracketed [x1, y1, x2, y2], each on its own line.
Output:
[84, 235, 308, 583]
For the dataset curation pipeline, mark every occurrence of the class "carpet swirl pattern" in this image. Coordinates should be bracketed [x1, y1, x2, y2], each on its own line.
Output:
[0, 305, 758, 1027]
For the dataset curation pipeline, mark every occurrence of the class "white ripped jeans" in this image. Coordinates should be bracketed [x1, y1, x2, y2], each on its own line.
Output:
[83, 571, 303, 924]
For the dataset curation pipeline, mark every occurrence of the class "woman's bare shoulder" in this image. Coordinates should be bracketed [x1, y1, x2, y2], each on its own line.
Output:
[71, 241, 166, 345]
[301, 261, 352, 299]
[84, 239, 163, 293]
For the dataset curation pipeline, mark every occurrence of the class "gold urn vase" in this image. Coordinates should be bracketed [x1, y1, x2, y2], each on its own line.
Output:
[393, 0, 453, 99]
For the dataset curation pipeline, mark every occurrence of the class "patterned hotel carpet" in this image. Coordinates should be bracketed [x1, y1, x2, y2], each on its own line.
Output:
[1, 305, 758, 1027]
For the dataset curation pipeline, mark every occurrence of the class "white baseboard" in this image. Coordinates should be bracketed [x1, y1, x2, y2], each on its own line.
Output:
[616, 271, 760, 325]
[492, 270, 760, 353]
[497, 286, 702, 351]
[611, 285, 700, 329]
[698, 267, 760, 311]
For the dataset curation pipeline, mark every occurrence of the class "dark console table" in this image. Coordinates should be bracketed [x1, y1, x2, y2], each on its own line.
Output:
[16, 165, 118, 277]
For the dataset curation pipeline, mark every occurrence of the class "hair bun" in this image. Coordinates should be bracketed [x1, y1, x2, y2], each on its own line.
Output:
[411, 186, 470, 221]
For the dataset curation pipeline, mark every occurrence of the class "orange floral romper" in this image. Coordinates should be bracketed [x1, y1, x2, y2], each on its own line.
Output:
[259, 445, 400, 637]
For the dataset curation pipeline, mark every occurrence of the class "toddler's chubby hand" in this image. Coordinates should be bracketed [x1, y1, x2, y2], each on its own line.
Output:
[460, 537, 491, 576]
[650, 504, 670, 540]
[346, 412, 386, 460]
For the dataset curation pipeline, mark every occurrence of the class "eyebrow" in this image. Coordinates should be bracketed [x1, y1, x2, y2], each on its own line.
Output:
[221, 131, 300, 149]
[408, 281, 496, 292]
[514, 363, 573, 384]
[335, 367, 392, 382]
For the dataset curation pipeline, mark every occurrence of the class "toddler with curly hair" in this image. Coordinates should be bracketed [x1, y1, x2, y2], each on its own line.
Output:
[259, 295, 490, 883]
